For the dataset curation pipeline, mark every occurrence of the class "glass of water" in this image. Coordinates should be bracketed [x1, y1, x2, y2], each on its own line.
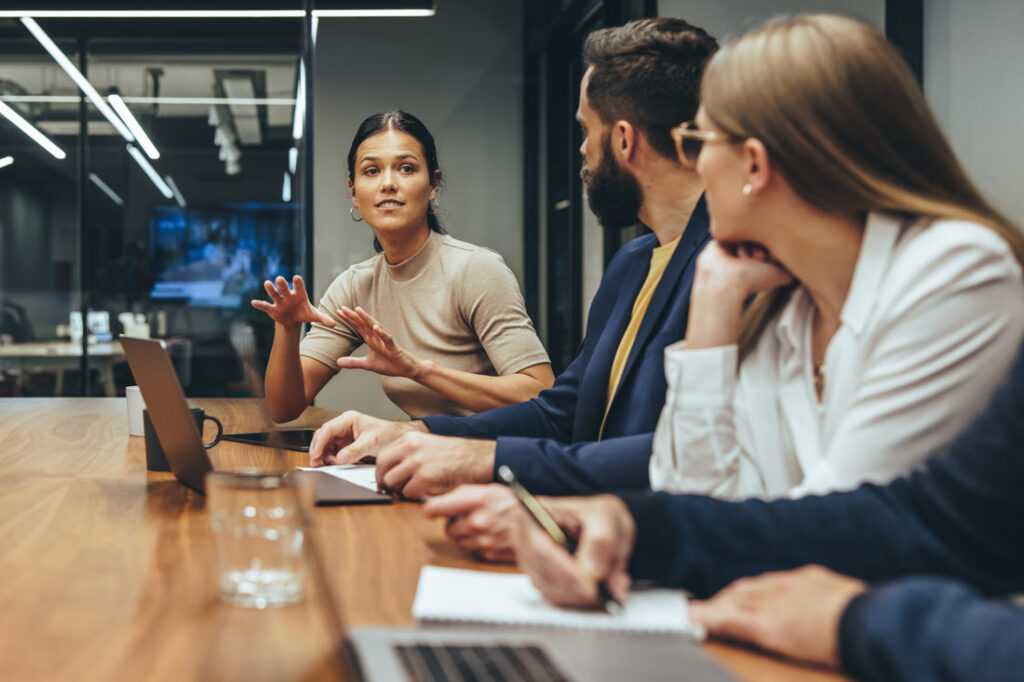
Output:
[206, 469, 316, 609]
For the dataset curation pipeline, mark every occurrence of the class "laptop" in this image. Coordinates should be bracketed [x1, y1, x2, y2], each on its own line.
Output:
[121, 335, 390, 505]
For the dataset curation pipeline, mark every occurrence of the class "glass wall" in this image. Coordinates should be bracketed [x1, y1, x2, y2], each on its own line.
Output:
[0, 16, 307, 397]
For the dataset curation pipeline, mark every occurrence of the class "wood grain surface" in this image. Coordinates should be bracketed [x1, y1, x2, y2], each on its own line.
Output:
[0, 398, 847, 682]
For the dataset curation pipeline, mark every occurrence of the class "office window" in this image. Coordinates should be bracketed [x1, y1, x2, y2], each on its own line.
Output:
[0, 16, 308, 397]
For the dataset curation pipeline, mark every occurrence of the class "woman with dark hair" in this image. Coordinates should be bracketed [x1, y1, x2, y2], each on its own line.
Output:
[254, 111, 552, 422]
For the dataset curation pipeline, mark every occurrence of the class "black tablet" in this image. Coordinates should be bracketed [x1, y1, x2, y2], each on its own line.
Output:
[222, 429, 317, 452]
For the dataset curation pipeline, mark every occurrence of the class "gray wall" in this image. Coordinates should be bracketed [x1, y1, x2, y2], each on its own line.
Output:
[312, 0, 525, 417]
[924, 0, 1024, 224]
[657, 0, 884, 39]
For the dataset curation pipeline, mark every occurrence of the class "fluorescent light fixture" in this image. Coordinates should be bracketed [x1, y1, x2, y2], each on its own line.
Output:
[0, 156, 13, 169]
[288, 147, 298, 174]
[0, 11, 305, 18]
[108, 92, 160, 159]
[88, 172, 123, 206]
[292, 62, 305, 141]
[282, 172, 292, 202]
[165, 176, 187, 208]
[2, 95, 296, 106]
[313, 10, 435, 17]
[0, 99, 67, 159]
[126, 144, 173, 199]
[20, 17, 136, 143]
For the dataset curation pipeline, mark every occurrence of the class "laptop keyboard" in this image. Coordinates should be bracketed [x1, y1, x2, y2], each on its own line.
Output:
[394, 643, 572, 682]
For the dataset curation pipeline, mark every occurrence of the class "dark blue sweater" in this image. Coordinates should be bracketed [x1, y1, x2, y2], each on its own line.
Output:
[620, 339, 1024, 681]
[839, 577, 1024, 682]
[421, 200, 710, 495]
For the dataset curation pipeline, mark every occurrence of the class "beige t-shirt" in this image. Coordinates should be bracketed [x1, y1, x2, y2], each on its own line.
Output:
[300, 231, 549, 418]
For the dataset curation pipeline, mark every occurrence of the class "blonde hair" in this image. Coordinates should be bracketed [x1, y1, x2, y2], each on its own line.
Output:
[699, 14, 1024, 360]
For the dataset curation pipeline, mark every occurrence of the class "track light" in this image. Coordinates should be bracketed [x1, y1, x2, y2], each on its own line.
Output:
[0, 99, 66, 159]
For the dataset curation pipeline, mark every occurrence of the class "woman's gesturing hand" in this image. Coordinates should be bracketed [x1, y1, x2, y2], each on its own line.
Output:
[251, 275, 337, 328]
[335, 306, 427, 380]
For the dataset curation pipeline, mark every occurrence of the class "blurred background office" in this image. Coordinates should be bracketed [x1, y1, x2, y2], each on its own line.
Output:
[1, 0, 1020, 418]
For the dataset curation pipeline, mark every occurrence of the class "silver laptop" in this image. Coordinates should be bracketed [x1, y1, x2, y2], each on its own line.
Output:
[121, 335, 390, 504]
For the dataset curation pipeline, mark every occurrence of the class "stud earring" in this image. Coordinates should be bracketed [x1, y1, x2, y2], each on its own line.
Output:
[350, 206, 363, 222]
[742, 183, 753, 196]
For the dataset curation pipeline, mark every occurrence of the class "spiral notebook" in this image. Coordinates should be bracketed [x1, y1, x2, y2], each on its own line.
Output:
[412, 566, 705, 638]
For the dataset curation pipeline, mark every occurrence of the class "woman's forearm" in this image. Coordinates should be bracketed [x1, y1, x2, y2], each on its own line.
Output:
[685, 270, 747, 350]
[264, 322, 309, 422]
[413, 363, 553, 413]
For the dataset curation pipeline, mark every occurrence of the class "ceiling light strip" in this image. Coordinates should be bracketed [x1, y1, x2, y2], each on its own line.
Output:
[0, 156, 14, 169]
[291, 61, 305, 141]
[282, 172, 292, 202]
[1, 96, 297, 106]
[0, 11, 305, 18]
[312, 10, 435, 17]
[126, 144, 173, 199]
[165, 176, 187, 208]
[88, 172, 124, 206]
[108, 93, 160, 159]
[20, 17, 136, 143]
[0, 98, 67, 159]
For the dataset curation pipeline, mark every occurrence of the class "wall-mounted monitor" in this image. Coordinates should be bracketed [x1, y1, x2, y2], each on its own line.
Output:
[149, 202, 301, 308]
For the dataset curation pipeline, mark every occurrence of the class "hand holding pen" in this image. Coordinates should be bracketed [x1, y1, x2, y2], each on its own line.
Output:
[499, 466, 633, 612]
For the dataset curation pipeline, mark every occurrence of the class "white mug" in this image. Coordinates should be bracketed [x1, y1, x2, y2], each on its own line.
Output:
[126, 386, 147, 437]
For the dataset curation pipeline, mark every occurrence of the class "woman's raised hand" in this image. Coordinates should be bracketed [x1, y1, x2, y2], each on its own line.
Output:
[251, 275, 336, 328]
[335, 306, 427, 379]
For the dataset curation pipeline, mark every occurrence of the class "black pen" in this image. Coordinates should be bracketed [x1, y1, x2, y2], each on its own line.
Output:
[498, 465, 624, 614]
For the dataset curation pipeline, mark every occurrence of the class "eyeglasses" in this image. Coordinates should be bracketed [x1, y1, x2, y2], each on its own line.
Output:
[670, 121, 735, 169]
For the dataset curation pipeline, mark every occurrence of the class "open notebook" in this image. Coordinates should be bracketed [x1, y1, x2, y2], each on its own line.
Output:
[412, 566, 705, 639]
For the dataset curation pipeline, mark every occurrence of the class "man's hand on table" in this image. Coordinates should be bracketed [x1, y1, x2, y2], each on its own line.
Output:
[308, 410, 427, 466]
[689, 565, 866, 668]
[375, 433, 496, 499]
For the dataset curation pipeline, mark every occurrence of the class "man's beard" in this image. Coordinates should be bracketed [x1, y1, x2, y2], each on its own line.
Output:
[580, 134, 643, 229]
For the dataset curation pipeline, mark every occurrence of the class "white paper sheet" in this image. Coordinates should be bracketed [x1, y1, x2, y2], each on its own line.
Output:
[412, 566, 705, 638]
[298, 464, 379, 491]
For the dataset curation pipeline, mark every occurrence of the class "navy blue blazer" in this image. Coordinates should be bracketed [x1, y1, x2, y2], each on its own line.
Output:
[421, 198, 711, 494]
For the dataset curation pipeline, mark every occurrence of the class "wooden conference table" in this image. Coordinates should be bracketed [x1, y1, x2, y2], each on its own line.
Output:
[0, 398, 848, 682]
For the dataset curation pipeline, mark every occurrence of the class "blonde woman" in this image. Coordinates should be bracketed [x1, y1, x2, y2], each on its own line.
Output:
[649, 14, 1024, 498]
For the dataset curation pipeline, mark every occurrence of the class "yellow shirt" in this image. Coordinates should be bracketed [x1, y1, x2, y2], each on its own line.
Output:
[599, 236, 680, 439]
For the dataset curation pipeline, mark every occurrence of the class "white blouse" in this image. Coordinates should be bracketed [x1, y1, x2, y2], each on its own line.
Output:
[649, 212, 1024, 500]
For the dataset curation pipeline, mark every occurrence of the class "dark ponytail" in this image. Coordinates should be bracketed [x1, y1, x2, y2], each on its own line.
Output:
[346, 110, 446, 252]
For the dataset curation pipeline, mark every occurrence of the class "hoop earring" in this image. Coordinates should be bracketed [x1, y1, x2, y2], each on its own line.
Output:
[427, 199, 438, 215]
[350, 206, 363, 222]
[741, 183, 753, 197]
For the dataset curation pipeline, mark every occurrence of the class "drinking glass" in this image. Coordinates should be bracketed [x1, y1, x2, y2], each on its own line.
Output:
[206, 470, 316, 609]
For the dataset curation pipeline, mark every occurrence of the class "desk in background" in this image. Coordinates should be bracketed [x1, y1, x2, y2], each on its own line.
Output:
[0, 398, 849, 682]
[0, 340, 123, 395]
